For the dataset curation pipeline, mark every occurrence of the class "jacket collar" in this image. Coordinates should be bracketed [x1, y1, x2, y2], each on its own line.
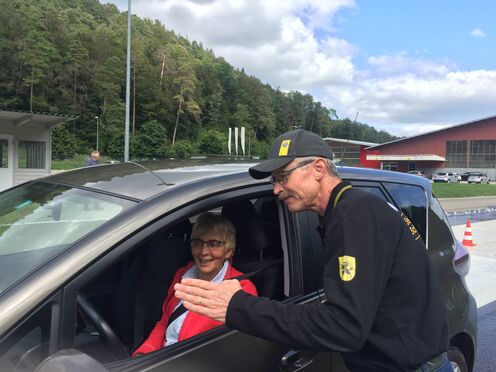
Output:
[319, 180, 352, 229]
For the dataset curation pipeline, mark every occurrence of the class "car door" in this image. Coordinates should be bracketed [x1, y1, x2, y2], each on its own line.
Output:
[60, 184, 333, 372]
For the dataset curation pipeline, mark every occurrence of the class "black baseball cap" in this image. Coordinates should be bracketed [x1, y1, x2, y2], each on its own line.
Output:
[249, 129, 334, 179]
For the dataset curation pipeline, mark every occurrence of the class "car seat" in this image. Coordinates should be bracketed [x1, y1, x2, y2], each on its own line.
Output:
[221, 200, 283, 299]
[111, 220, 193, 352]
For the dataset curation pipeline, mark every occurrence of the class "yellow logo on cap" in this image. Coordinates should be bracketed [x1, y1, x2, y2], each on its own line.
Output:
[278, 140, 291, 156]
[338, 256, 356, 281]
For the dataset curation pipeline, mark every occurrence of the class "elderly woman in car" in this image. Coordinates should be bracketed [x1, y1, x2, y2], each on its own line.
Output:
[132, 212, 257, 356]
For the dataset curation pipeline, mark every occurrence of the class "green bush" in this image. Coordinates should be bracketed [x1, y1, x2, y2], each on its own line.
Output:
[198, 130, 226, 155]
[174, 140, 194, 158]
[133, 120, 169, 158]
[52, 126, 78, 160]
[250, 140, 272, 158]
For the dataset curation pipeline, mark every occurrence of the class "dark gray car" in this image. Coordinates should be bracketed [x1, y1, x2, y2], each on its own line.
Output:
[0, 160, 477, 372]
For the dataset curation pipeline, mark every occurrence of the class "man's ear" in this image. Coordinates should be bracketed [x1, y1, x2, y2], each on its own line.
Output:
[313, 158, 327, 179]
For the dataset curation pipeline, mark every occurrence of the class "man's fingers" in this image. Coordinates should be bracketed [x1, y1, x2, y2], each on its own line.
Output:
[181, 300, 207, 314]
[174, 282, 213, 300]
[175, 288, 210, 305]
[181, 300, 226, 323]
[180, 277, 219, 289]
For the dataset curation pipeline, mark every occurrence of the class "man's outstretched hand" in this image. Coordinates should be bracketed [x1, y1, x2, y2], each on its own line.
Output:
[174, 278, 242, 323]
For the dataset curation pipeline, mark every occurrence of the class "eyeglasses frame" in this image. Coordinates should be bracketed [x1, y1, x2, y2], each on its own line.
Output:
[270, 159, 314, 185]
[190, 239, 226, 251]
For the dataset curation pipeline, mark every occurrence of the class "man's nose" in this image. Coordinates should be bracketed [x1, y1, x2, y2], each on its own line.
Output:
[273, 182, 283, 195]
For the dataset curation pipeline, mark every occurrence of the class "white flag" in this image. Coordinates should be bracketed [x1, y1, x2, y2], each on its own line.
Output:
[240, 127, 246, 156]
[234, 127, 239, 155]
[228, 128, 232, 155]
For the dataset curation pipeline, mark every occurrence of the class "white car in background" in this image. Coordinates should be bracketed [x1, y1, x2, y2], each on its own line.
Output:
[467, 172, 491, 184]
[432, 172, 459, 183]
[453, 173, 462, 182]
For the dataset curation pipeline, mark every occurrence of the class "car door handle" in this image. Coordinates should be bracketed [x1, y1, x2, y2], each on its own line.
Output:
[279, 349, 316, 372]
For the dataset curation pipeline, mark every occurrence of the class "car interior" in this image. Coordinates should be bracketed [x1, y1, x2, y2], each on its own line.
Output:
[74, 195, 285, 363]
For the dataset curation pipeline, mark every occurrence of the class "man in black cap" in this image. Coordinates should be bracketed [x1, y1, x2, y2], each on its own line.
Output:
[175, 129, 452, 372]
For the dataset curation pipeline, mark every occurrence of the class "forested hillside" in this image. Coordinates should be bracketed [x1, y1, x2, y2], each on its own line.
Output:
[0, 0, 398, 159]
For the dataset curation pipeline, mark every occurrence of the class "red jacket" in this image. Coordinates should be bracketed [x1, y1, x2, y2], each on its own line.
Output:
[133, 262, 257, 356]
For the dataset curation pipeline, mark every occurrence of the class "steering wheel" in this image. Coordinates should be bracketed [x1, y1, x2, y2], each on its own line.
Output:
[76, 294, 129, 360]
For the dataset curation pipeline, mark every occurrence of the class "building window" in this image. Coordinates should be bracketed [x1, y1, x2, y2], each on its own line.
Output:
[470, 140, 496, 168]
[447, 140, 496, 168]
[18, 141, 46, 169]
[382, 162, 397, 171]
[0, 139, 8, 168]
[446, 141, 467, 168]
[333, 145, 361, 166]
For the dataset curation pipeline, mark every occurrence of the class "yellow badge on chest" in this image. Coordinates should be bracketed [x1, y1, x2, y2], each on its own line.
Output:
[339, 255, 356, 281]
[278, 140, 291, 156]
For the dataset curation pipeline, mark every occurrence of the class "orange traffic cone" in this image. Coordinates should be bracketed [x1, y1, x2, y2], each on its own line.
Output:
[462, 220, 476, 248]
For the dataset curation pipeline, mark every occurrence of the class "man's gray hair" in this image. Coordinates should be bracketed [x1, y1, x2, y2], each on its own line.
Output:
[296, 156, 340, 178]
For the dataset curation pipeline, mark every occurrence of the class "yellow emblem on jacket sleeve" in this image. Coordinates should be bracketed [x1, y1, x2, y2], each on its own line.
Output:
[278, 140, 291, 156]
[339, 255, 356, 281]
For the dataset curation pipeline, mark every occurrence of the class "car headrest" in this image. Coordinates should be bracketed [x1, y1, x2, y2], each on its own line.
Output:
[222, 200, 269, 255]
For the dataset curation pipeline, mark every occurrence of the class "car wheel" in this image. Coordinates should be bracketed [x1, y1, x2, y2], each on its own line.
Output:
[448, 180, 451, 183]
[448, 346, 469, 372]
[77, 294, 128, 360]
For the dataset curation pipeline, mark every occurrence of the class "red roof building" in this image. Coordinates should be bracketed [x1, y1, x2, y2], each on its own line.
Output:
[363, 116, 496, 178]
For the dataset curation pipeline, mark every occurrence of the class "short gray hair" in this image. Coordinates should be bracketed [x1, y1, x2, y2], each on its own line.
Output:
[296, 156, 340, 178]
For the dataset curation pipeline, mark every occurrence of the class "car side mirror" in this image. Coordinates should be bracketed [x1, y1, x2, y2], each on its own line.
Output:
[35, 349, 109, 372]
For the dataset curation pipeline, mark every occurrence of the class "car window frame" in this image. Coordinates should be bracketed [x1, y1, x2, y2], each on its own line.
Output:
[0, 292, 62, 371]
[60, 182, 309, 368]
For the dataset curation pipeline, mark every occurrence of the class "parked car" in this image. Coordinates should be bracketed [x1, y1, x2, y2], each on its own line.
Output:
[432, 172, 460, 183]
[407, 170, 426, 177]
[453, 173, 462, 182]
[460, 172, 481, 182]
[467, 172, 490, 184]
[0, 161, 477, 372]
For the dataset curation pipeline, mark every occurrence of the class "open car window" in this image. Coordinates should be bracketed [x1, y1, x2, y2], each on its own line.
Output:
[72, 194, 285, 364]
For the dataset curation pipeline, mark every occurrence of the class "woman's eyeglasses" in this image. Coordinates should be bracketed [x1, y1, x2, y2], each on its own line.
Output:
[270, 159, 314, 185]
[190, 239, 226, 251]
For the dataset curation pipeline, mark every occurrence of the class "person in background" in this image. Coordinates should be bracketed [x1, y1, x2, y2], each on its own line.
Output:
[175, 129, 452, 372]
[132, 212, 257, 356]
[85, 150, 100, 166]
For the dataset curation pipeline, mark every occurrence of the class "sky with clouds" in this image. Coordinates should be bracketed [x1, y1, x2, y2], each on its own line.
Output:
[102, 0, 496, 137]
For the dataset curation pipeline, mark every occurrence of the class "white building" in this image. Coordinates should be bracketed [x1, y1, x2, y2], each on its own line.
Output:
[0, 109, 76, 191]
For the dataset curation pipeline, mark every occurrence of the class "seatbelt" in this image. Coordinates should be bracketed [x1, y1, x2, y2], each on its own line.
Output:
[167, 257, 283, 326]
[232, 257, 283, 281]
[167, 304, 187, 327]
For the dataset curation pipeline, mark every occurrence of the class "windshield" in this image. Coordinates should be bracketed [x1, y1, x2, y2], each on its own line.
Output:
[0, 182, 136, 294]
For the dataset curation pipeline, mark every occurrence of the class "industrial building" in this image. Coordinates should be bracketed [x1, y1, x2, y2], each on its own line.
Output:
[362, 116, 496, 179]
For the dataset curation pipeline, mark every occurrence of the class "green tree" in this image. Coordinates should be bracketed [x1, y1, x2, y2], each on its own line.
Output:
[173, 140, 194, 158]
[198, 129, 226, 155]
[52, 125, 79, 160]
[170, 45, 202, 146]
[133, 120, 169, 158]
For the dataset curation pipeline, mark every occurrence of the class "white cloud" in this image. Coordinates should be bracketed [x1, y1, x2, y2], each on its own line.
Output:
[327, 69, 496, 136]
[103, 0, 496, 137]
[117, 0, 357, 92]
[367, 53, 452, 77]
[470, 27, 486, 38]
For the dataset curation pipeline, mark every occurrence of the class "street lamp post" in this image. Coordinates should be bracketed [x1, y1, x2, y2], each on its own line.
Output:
[95, 116, 99, 151]
[124, 0, 131, 161]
